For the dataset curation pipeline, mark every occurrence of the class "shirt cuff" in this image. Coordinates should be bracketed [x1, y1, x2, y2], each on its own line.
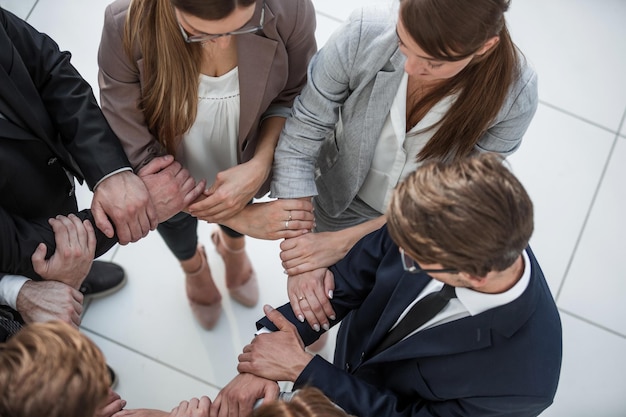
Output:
[93, 167, 134, 190]
[0, 275, 31, 310]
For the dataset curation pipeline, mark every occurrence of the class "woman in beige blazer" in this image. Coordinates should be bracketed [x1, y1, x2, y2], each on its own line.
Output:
[98, 0, 317, 329]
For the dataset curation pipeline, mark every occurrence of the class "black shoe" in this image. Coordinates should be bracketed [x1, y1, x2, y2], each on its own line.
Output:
[107, 364, 119, 389]
[80, 261, 127, 299]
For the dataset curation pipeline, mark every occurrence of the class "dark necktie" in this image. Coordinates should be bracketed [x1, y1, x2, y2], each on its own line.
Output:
[373, 284, 457, 356]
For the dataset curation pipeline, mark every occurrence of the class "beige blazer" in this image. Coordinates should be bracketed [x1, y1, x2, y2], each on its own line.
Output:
[97, 0, 316, 194]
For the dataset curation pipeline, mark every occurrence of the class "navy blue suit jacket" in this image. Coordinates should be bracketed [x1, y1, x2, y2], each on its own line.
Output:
[259, 226, 562, 417]
[0, 7, 125, 278]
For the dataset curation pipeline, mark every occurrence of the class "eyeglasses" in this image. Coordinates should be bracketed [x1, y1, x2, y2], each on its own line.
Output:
[400, 247, 458, 274]
[177, 0, 265, 43]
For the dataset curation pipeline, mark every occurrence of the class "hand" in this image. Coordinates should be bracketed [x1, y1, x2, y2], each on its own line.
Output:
[138, 155, 206, 222]
[188, 160, 268, 223]
[96, 389, 127, 417]
[221, 199, 315, 240]
[287, 269, 336, 331]
[169, 397, 211, 417]
[280, 231, 350, 276]
[15, 280, 83, 327]
[238, 305, 313, 382]
[92, 170, 157, 245]
[210, 373, 279, 417]
[113, 410, 167, 417]
[113, 409, 168, 417]
[31, 214, 96, 289]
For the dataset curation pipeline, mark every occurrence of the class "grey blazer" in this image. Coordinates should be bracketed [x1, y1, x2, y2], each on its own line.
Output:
[271, 6, 538, 217]
[98, 0, 316, 194]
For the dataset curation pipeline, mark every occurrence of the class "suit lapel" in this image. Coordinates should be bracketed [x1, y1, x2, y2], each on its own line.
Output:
[356, 49, 405, 178]
[364, 271, 428, 357]
[0, 39, 55, 143]
[237, 7, 277, 151]
[367, 312, 495, 365]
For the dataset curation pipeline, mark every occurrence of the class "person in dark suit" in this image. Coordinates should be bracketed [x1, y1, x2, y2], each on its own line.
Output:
[213, 153, 562, 417]
[0, 6, 202, 339]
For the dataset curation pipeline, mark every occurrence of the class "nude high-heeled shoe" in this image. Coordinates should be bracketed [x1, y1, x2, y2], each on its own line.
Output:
[182, 245, 222, 329]
[211, 229, 259, 307]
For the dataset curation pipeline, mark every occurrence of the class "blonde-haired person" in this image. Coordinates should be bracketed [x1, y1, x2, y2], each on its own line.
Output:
[272, 0, 538, 334]
[98, 0, 317, 329]
[0, 321, 125, 417]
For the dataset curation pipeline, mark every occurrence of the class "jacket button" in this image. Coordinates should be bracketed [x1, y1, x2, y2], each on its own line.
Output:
[48, 157, 57, 165]
[345, 363, 350, 371]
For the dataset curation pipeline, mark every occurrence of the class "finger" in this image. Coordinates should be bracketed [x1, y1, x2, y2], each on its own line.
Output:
[296, 297, 321, 331]
[67, 213, 87, 247]
[31, 243, 48, 273]
[91, 203, 115, 239]
[83, 219, 97, 256]
[263, 305, 296, 332]
[322, 269, 337, 320]
[138, 155, 175, 176]
[146, 200, 159, 231]
[287, 290, 305, 323]
[189, 397, 200, 408]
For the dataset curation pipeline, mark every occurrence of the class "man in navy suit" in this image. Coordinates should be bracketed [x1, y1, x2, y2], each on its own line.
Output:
[214, 153, 562, 417]
[0, 6, 201, 339]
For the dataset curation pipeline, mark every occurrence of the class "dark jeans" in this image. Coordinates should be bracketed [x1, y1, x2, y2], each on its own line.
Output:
[157, 212, 243, 261]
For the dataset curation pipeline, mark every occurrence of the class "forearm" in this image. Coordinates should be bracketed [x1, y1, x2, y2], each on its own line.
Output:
[333, 216, 387, 255]
[250, 116, 286, 183]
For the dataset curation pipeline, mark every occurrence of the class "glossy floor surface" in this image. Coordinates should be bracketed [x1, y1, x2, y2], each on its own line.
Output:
[1, 0, 625, 415]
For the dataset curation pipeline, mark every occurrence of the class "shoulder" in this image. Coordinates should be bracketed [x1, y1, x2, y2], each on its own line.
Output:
[103, 0, 130, 32]
[506, 52, 539, 111]
[265, 0, 316, 40]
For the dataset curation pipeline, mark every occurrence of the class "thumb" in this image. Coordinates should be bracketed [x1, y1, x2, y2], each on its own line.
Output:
[138, 155, 174, 176]
[263, 304, 293, 331]
[31, 243, 48, 273]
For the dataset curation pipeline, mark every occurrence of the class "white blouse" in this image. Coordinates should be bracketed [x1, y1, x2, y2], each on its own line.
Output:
[179, 67, 240, 185]
[357, 73, 457, 213]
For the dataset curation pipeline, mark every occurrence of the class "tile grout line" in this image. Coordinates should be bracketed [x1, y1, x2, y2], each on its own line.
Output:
[538, 100, 621, 136]
[555, 107, 626, 301]
[558, 308, 626, 340]
[316, 10, 345, 24]
[24, 0, 39, 20]
[81, 327, 225, 392]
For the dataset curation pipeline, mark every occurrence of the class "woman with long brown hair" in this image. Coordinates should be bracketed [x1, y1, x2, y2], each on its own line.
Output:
[98, 0, 317, 329]
[274, 0, 538, 331]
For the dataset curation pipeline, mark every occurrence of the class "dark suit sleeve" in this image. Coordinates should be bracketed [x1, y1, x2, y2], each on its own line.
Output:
[0, 206, 117, 280]
[0, 8, 130, 189]
[257, 227, 547, 417]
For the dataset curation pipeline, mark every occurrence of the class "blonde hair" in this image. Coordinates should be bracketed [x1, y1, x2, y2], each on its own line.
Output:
[251, 387, 353, 417]
[123, 0, 256, 155]
[0, 322, 109, 417]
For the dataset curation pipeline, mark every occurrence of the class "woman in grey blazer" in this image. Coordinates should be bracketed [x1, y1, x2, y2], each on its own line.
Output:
[98, 0, 317, 329]
[273, 0, 538, 328]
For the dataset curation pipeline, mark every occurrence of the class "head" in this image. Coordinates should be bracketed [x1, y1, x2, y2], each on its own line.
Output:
[124, 0, 262, 154]
[172, 0, 261, 46]
[251, 387, 353, 417]
[387, 153, 533, 283]
[396, 0, 520, 161]
[398, 0, 507, 80]
[0, 321, 109, 417]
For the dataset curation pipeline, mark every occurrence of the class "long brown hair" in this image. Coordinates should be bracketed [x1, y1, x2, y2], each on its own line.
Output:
[123, 0, 255, 155]
[400, 0, 519, 161]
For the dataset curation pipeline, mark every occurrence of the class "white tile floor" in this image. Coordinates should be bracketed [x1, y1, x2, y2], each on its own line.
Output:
[2, 0, 625, 415]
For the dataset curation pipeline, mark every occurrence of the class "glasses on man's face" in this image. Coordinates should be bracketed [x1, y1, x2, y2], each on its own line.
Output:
[400, 247, 458, 274]
[177, 0, 265, 43]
